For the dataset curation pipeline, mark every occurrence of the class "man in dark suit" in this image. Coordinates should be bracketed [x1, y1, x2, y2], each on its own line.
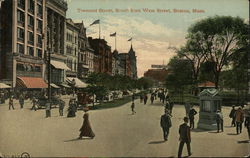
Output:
[189, 107, 198, 129]
[160, 109, 172, 141]
[178, 117, 192, 158]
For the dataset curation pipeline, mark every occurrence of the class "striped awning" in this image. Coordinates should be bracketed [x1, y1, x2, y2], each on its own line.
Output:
[17, 77, 47, 88]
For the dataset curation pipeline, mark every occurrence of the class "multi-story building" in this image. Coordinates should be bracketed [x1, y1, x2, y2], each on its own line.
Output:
[46, 0, 69, 86]
[128, 45, 137, 79]
[118, 53, 131, 77]
[75, 21, 94, 79]
[0, 0, 47, 88]
[144, 68, 168, 84]
[112, 50, 120, 76]
[88, 37, 112, 75]
[65, 18, 78, 78]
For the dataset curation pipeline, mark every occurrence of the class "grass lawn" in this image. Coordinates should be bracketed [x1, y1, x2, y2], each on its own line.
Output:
[90, 96, 132, 110]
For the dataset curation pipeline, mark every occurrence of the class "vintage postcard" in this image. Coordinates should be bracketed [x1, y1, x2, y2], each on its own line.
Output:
[0, 0, 249, 157]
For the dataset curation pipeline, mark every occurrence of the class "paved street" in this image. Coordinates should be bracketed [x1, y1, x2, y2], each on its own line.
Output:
[0, 97, 249, 157]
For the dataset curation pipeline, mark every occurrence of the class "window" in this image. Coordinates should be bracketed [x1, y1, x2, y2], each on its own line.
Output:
[37, 4, 43, 18]
[37, 34, 42, 47]
[17, 43, 24, 54]
[37, 20, 42, 32]
[27, 46, 34, 56]
[28, 0, 34, 14]
[17, 10, 25, 25]
[37, 49, 42, 58]
[17, 63, 25, 71]
[28, 15, 34, 28]
[35, 66, 41, 72]
[28, 31, 34, 44]
[18, 0, 25, 10]
[17, 27, 24, 41]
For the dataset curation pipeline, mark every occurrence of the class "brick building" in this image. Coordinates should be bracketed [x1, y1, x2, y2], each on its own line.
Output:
[144, 68, 168, 83]
[0, 0, 47, 88]
[88, 37, 112, 75]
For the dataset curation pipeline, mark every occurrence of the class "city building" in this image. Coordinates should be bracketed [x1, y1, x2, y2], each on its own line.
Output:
[112, 50, 120, 75]
[144, 68, 168, 84]
[46, 0, 69, 86]
[128, 45, 137, 79]
[0, 0, 47, 88]
[75, 21, 94, 79]
[118, 53, 131, 77]
[88, 37, 112, 75]
[65, 18, 78, 78]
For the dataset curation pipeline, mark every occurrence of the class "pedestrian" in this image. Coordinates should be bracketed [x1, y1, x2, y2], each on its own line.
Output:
[132, 93, 135, 102]
[31, 96, 37, 111]
[215, 110, 223, 133]
[178, 117, 192, 157]
[162, 93, 165, 104]
[229, 105, 236, 127]
[45, 102, 51, 118]
[244, 112, 250, 140]
[78, 106, 95, 139]
[160, 109, 172, 141]
[150, 94, 154, 104]
[184, 102, 191, 117]
[131, 102, 136, 114]
[59, 99, 65, 116]
[140, 94, 143, 103]
[19, 93, 24, 109]
[67, 98, 77, 117]
[235, 106, 244, 134]
[143, 94, 148, 105]
[169, 101, 174, 114]
[189, 106, 197, 129]
[8, 95, 14, 110]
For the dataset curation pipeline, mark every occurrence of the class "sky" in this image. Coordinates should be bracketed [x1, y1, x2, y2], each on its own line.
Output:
[65, 0, 248, 77]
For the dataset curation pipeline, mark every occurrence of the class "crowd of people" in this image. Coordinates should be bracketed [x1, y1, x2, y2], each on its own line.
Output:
[1, 88, 250, 157]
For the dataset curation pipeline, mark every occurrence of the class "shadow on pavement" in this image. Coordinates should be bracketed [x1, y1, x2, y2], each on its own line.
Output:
[224, 125, 234, 128]
[237, 140, 250, 144]
[64, 137, 92, 142]
[191, 129, 208, 133]
[227, 133, 238, 135]
[208, 131, 220, 134]
[148, 140, 166, 144]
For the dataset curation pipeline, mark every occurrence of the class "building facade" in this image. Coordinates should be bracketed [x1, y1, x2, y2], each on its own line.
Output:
[0, 0, 47, 88]
[88, 37, 112, 75]
[144, 68, 168, 83]
[65, 18, 78, 78]
[75, 21, 94, 79]
[118, 53, 131, 77]
[46, 0, 69, 85]
[128, 45, 137, 79]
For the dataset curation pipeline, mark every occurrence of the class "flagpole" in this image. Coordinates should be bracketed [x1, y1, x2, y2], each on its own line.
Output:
[115, 35, 117, 50]
[99, 22, 101, 39]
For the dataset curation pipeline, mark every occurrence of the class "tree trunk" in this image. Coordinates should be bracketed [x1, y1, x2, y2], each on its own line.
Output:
[214, 71, 220, 89]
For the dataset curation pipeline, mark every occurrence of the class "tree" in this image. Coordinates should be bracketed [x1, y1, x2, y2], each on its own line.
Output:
[177, 32, 207, 95]
[165, 56, 193, 92]
[188, 16, 247, 88]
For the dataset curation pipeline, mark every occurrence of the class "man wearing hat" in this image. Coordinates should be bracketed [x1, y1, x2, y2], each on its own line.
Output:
[215, 110, 223, 133]
[160, 109, 172, 141]
[178, 117, 192, 157]
[235, 106, 244, 134]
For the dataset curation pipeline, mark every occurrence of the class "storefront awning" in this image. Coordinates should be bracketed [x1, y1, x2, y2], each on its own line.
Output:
[50, 83, 60, 88]
[17, 77, 48, 88]
[0, 83, 11, 89]
[60, 83, 71, 88]
[67, 77, 87, 88]
[51, 60, 70, 71]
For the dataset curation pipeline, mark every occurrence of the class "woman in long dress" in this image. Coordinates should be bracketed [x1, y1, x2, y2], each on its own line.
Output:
[79, 107, 95, 139]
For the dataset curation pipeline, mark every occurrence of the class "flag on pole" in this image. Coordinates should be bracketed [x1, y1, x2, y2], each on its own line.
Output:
[128, 37, 132, 41]
[110, 32, 116, 37]
[90, 19, 100, 26]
